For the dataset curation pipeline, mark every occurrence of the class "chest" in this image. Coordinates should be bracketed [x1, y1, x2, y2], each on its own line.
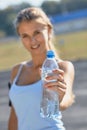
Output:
[16, 67, 41, 86]
[9, 80, 42, 116]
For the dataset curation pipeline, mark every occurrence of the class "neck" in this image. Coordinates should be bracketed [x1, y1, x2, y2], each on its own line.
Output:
[31, 54, 46, 68]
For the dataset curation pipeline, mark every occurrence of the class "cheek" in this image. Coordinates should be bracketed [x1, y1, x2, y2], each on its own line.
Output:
[22, 37, 29, 44]
[22, 39, 30, 50]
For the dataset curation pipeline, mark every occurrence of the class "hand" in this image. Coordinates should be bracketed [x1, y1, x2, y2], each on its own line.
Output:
[44, 69, 67, 102]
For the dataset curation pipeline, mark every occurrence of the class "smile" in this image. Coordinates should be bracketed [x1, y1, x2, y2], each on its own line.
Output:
[31, 44, 40, 49]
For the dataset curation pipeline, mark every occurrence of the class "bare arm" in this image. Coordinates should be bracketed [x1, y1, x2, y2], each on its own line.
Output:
[8, 64, 20, 130]
[59, 61, 75, 110]
[8, 106, 18, 130]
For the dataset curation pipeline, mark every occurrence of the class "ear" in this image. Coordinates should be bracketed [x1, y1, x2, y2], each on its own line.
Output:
[47, 26, 52, 40]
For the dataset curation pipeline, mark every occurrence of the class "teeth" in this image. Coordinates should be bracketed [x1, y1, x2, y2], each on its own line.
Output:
[31, 44, 39, 49]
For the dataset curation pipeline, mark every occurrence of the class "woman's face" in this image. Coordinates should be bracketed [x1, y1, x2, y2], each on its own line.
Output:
[18, 18, 51, 56]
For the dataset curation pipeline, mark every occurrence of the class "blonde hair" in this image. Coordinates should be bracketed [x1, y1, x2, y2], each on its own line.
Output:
[14, 7, 58, 58]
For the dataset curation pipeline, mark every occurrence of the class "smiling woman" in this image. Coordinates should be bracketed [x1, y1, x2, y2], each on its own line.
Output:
[18, 21, 50, 55]
[8, 7, 75, 130]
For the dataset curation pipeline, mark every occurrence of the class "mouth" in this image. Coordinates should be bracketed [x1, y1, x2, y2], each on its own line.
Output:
[31, 44, 40, 49]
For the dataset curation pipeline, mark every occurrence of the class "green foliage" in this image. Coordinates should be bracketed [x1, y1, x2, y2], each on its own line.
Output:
[41, 1, 62, 15]
[0, 8, 15, 36]
[41, 0, 87, 15]
[0, 2, 31, 36]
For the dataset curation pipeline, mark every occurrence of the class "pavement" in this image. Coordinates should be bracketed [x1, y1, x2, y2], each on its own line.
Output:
[0, 60, 87, 130]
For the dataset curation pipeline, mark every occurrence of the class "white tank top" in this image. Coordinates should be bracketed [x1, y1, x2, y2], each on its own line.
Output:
[9, 64, 65, 130]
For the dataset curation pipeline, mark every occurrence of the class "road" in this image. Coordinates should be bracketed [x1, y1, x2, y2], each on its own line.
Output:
[0, 60, 87, 130]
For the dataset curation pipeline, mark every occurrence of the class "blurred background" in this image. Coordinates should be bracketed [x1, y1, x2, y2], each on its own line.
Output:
[0, 0, 87, 130]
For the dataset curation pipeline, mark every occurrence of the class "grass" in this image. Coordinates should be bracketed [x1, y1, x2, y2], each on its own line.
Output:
[0, 39, 31, 71]
[55, 30, 87, 60]
[0, 30, 87, 71]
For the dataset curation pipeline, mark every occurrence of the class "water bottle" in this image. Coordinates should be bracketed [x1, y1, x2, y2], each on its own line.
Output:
[40, 50, 59, 119]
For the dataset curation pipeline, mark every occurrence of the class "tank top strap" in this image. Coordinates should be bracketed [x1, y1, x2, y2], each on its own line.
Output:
[14, 62, 26, 83]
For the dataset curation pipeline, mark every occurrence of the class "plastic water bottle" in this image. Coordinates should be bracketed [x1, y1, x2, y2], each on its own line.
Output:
[40, 50, 59, 119]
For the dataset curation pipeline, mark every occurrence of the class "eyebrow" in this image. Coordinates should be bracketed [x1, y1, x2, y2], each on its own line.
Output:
[19, 25, 47, 36]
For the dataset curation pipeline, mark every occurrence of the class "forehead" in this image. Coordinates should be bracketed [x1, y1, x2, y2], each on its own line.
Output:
[18, 18, 47, 35]
[18, 18, 46, 30]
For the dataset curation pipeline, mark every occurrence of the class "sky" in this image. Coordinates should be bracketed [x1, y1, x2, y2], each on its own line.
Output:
[0, 0, 60, 10]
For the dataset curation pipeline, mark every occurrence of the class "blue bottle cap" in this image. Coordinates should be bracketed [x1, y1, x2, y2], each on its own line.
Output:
[47, 50, 55, 58]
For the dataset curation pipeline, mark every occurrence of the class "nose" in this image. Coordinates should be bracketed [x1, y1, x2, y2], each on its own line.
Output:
[31, 37, 36, 42]
[30, 37, 37, 45]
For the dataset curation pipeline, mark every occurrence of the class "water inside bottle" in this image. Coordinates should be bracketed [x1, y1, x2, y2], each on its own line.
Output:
[40, 67, 59, 118]
[40, 98, 59, 118]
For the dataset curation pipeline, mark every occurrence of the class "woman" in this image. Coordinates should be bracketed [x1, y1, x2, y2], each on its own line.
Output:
[8, 7, 75, 130]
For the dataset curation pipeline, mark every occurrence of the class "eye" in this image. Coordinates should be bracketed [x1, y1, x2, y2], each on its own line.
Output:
[22, 34, 28, 38]
[34, 31, 41, 35]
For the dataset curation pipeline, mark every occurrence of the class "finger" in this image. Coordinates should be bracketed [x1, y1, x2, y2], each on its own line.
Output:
[45, 80, 66, 89]
[46, 74, 58, 81]
[46, 84, 66, 97]
[53, 69, 64, 76]
[57, 75, 65, 83]
[56, 87, 66, 99]
[46, 72, 65, 85]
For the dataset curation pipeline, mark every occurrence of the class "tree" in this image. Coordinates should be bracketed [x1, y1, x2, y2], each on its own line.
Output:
[41, 0, 87, 15]
[41, 1, 62, 15]
[0, 2, 31, 36]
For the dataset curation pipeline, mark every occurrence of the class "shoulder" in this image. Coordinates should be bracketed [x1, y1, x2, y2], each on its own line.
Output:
[58, 60, 75, 75]
[10, 61, 32, 83]
[10, 63, 21, 83]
